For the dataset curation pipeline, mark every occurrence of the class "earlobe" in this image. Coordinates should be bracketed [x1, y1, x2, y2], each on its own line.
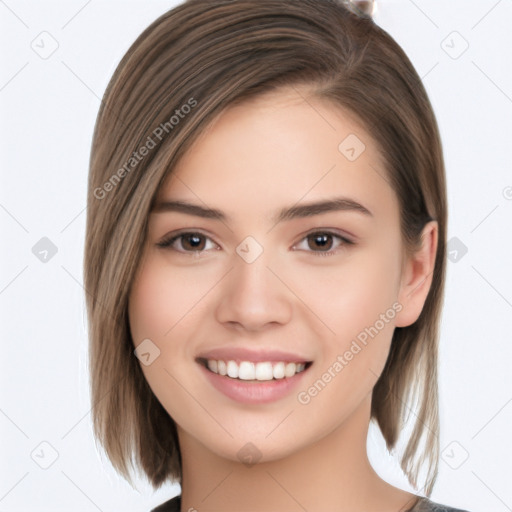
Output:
[395, 221, 438, 328]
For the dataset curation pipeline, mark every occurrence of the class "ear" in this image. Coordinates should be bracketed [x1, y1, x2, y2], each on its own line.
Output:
[395, 221, 438, 328]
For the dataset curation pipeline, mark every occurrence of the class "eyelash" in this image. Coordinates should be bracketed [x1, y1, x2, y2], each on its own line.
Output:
[156, 230, 354, 257]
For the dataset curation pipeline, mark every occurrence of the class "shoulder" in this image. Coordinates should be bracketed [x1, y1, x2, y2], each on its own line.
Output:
[151, 494, 181, 512]
[411, 496, 473, 512]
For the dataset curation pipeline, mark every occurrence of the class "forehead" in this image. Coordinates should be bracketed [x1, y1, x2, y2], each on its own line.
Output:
[155, 86, 396, 223]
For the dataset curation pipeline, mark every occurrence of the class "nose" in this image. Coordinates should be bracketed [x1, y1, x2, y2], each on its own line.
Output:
[214, 244, 293, 332]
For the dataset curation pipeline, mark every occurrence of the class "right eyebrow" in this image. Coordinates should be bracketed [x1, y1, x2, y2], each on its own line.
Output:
[151, 200, 226, 220]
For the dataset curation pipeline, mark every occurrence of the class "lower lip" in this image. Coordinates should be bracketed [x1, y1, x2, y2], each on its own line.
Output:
[198, 362, 311, 404]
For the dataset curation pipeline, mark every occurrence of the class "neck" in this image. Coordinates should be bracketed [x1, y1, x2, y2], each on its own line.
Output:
[177, 394, 417, 512]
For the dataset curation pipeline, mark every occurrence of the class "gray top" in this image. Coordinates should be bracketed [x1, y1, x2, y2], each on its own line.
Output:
[151, 495, 472, 511]
[409, 496, 471, 512]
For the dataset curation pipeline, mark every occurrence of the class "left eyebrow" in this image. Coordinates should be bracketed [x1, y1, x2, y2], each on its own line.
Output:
[273, 197, 373, 223]
[151, 197, 373, 223]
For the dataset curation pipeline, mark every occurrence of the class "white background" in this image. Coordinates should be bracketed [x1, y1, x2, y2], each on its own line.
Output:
[0, 1, 511, 511]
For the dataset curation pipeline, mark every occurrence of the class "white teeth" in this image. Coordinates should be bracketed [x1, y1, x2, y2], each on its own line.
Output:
[273, 362, 285, 379]
[284, 362, 296, 377]
[255, 362, 274, 381]
[217, 360, 227, 376]
[239, 361, 255, 380]
[227, 360, 239, 378]
[204, 359, 309, 380]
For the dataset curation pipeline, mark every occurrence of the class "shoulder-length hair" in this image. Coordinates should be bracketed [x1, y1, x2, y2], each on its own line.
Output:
[84, 0, 447, 495]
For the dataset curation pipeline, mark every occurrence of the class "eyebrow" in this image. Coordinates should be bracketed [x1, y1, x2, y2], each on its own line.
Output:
[151, 197, 373, 224]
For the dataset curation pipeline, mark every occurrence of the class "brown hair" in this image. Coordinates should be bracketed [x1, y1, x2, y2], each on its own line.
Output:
[84, 0, 446, 495]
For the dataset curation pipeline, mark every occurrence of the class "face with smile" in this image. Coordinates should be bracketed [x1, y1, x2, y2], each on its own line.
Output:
[128, 86, 435, 471]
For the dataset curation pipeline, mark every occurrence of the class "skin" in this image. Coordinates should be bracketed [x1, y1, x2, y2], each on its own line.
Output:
[128, 86, 438, 512]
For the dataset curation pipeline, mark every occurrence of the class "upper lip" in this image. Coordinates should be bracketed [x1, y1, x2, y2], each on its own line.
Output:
[196, 347, 312, 364]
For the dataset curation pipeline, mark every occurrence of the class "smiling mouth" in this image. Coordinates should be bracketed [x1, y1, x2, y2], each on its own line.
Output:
[197, 358, 313, 381]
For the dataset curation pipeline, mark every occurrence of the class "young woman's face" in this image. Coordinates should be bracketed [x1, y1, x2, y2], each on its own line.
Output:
[128, 86, 419, 464]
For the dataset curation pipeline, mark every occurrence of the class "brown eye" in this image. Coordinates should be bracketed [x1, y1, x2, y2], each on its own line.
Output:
[294, 230, 354, 257]
[156, 232, 217, 253]
[307, 233, 334, 252]
[180, 233, 206, 251]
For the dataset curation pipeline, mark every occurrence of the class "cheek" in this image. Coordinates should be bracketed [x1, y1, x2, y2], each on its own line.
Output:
[127, 258, 195, 409]
[294, 255, 401, 415]
[127, 259, 196, 417]
[129, 268, 169, 345]
[127, 255, 219, 388]
[128, 256, 208, 345]
[292, 241, 402, 384]
[291, 244, 401, 337]
[340, 257, 399, 334]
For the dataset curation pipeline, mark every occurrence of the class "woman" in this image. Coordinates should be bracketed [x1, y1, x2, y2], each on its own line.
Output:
[84, 1, 473, 510]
